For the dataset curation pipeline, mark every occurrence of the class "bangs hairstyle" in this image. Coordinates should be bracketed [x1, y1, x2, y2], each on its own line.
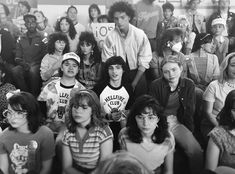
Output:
[8, 92, 42, 133]
[93, 151, 152, 174]
[219, 52, 235, 83]
[47, 32, 69, 54]
[126, 95, 169, 144]
[217, 90, 235, 129]
[161, 54, 183, 70]
[66, 90, 106, 133]
[77, 31, 101, 64]
[88, 4, 101, 21]
[108, 1, 135, 22]
[55, 16, 77, 40]
[192, 33, 213, 52]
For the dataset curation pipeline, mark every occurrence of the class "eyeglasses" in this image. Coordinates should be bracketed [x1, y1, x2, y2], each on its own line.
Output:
[2, 109, 27, 119]
[136, 114, 159, 122]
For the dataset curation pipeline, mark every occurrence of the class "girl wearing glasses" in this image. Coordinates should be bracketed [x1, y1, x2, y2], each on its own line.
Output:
[119, 95, 175, 174]
[205, 90, 235, 173]
[76, 31, 101, 89]
[0, 92, 55, 174]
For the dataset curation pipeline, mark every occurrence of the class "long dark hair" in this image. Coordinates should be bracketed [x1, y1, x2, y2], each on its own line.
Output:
[126, 95, 169, 144]
[8, 92, 42, 133]
[217, 90, 235, 130]
[47, 32, 69, 54]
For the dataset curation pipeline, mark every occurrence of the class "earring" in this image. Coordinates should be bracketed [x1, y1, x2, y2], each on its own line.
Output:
[91, 50, 94, 55]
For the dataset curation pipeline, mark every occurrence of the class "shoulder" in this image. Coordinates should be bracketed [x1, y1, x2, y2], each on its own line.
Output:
[37, 125, 53, 134]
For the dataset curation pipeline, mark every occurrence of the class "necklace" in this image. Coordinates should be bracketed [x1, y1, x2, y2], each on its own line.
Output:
[226, 81, 235, 88]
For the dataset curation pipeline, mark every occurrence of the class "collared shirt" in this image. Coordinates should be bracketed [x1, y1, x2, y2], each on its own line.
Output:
[102, 24, 152, 72]
[16, 32, 47, 65]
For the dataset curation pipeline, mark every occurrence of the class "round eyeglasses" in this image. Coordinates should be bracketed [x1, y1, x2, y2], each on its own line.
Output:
[135, 114, 159, 122]
[2, 109, 26, 119]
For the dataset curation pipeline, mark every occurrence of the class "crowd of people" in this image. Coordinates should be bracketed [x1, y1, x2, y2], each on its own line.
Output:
[0, 0, 235, 174]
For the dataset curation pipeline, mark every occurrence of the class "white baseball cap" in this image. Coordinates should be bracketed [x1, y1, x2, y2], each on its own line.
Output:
[211, 18, 226, 27]
[62, 52, 80, 65]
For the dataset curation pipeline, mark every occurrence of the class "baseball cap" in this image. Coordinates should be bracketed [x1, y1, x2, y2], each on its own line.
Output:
[62, 52, 80, 65]
[211, 18, 226, 27]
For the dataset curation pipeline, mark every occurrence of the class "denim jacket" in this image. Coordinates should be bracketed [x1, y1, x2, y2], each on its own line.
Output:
[149, 77, 196, 132]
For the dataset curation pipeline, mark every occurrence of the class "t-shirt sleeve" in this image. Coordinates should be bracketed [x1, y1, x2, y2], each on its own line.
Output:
[203, 81, 217, 102]
[99, 125, 113, 144]
[40, 126, 55, 161]
[166, 131, 175, 154]
[208, 127, 224, 151]
[62, 129, 70, 146]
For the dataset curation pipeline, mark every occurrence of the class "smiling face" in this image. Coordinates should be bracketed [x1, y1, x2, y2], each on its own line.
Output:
[61, 59, 79, 78]
[108, 64, 124, 83]
[60, 19, 70, 33]
[72, 98, 92, 127]
[135, 107, 159, 138]
[113, 12, 130, 32]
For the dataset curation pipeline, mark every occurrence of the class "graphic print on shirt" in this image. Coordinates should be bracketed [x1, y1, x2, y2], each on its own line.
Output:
[10, 143, 28, 174]
[57, 87, 72, 120]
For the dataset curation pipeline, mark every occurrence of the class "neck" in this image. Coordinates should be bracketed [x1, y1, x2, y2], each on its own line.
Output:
[83, 53, 91, 60]
[17, 123, 31, 134]
[168, 80, 179, 91]
[54, 50, 63, 56]
[27, 31, 37, 36]
[60, 77, 76, 86]
[142, 134, 152, 141]
[110, 79, 122, 88]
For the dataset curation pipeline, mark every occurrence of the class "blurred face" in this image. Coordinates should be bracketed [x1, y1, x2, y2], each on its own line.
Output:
[190, 0, 200, 10]
[178, 19, 188, 31]
[72, 99, 92, 127]
[212, 24, 225, 36]
[60, 19, 70, 33]
[68, 7, 77, 22]
[113, 12, 130, 32]
[80, 41, 93, 56]
[19, 3, 28, 15]
[162, 62, 182, 84]
[3, 105, 27, 129]
[228, 57, 235, 79]
[55, 40, 66, 53]
[201, 42, 213, 53]
[90, 8, 99, 19]
[61, 59, 79, 78]
[108, 64, 124, 82]
[0, 5, 7, 24]
[164, 9, 173, 19]
[219, 0, 230, 10]
[135, 107, 159, 138]
[24, 17, 37, 33]
[34, 12, 45, 23]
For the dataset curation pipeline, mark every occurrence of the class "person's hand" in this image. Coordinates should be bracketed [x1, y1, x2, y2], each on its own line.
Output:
[131, 81, 137, 91]
[15, 58, 30, 71]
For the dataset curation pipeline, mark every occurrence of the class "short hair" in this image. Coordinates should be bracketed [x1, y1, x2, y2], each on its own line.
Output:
[8, 92, 42, 133]
[66, 89, 107, 133]
[18, 1, 31, 12]
[108, 1, 135, 22]
[77, 31, 101, 64]
[160, 54, 183, 69]
[98, 14, 110, 23]
[162, 2, 174, 12]
[47, 32, 69, 55]
[0, 3, 10, 16]
[55, 16, 77, 40]
[185, 0, 201, 10]
[192, 33, 213, 52]
[67, 5, 77, 14]
[88, 4, 101, 22]
[217, 90, 235, 129]
[219, 52, 235, 83]
[23, 14, 36, 21]
[93, 151, 152, 174]
[126, 95, 169, 144]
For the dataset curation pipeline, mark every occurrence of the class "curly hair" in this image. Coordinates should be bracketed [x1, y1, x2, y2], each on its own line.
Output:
[66, 89, 107, 133]
[55, 16, 77, 40]
[47, 32, 69, 54]
[126, 95, 169, 144]
[8, 92, 42, 133]
[77, 31, 101, 64]
[217, 90, 235, 129]
[162, 2, 175, 12]
[108, 1, 135, 22]
[88, 4, 101, 22]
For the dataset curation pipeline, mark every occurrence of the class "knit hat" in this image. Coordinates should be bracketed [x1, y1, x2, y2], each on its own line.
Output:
[211, 18, 226, 27]
[62, 52, 80, 65]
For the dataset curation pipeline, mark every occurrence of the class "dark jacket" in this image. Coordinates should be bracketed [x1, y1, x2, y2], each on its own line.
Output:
[149, 77, 196, 132]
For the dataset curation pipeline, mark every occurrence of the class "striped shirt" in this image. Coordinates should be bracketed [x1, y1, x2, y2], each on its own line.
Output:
[62, 125, 113, 169]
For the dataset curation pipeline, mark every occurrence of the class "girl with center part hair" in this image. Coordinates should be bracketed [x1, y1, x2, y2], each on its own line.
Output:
[55, 16, 79, 52]
[76, 31, 101, 89]
[149, 56, 203, 174]
[40, 32, 69, 85]
[62, 89, 113, 174]
[119, 95, 174, 174]
[202, 52, 235, 142]
[205, 90, 235, 173]
[0, 92, 55, 174]
[87, 4, 101, 31]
